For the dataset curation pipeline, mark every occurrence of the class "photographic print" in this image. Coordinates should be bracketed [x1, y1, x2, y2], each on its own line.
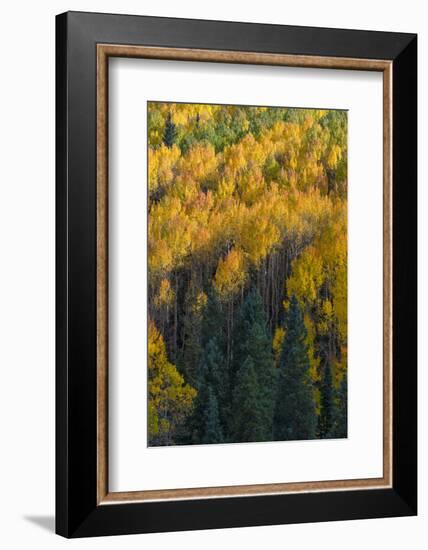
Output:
[147, 101, 347, 447]
[57, 14, 417, 536]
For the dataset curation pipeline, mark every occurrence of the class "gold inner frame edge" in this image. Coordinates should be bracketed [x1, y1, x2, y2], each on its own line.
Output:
[96, 44, 393, 505]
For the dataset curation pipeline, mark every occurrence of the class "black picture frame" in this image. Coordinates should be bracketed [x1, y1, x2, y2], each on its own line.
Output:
[56, 11, 417, 538]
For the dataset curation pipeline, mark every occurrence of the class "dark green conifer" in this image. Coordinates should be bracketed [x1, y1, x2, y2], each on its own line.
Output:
[204, 337, 228, 418]
[201, 388, 223, 444]
[201, 290, 224, 349]
[232, 288, 267, 381]
[329, 374, 348, 438]
[273, 295, 317, 441]
[230, 289, 276, 440]
[190, 335, 227, 444]
[231, 357, 264, 442]
[162, 112, 177, 148]
[318, 361, 334, 438]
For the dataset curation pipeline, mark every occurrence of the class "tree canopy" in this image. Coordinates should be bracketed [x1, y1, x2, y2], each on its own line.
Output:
[147, 102, 348, 446]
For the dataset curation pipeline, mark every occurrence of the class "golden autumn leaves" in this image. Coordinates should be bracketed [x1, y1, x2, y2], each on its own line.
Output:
[149, 115, 346, 291]
[148, 321, 196, 444]
[147, 102, 347, 445]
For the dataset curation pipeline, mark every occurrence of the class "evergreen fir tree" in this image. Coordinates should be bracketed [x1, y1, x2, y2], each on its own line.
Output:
[273, 295, 317, 441]
[231, 357, 265, 442]
[318, 361, 334, 438]
[230, 289, 276, 440]
[180, 322, 201, 387]
[162, 112, 177, 148]
[180, 288, 205, 387]
[329, 374, 348, 438]
[189, 335, 227, 444]
[201, 290, 224, 349]
[201, 388, 223, 444]
[185, 290, 230, 443]
[189, 360, 210, 444]
[232, 288, 267, 381]
[204, 336, 228, 416]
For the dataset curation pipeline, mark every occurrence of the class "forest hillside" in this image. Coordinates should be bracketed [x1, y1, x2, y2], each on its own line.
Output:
[147, 102, 348, 446]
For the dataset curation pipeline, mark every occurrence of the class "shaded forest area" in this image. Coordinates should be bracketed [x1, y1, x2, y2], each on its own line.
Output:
[147, 102, 348, 446]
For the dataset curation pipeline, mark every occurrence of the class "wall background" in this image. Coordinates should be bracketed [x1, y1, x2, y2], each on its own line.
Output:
[0, 1, 424, 547]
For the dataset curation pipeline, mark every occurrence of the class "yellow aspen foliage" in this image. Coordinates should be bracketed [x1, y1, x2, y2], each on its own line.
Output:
[168, 102, 216, 127]
[327, 143, 342, 169]
[239, 209, 281, 264]
[272, 326, 285, 366]
[154, 278, 175, 308]
[148, 130, 162, 148]
[148, 321, 196, 443]
[314, 387, 321, 416]
[192, 291, 208, 314]
[303, 313, 321, 383]
[288, 246, 324, 303]
[265, 121, 301, 151]
[177, 142, 218, 184]
[148, 144, 181, 194]
[216, 176, 235, 199]
[148, 238, 173, 275]
[169, 174, 199, 203]
[223, 133, 271, 179]
[149, 196, 195, 273]
[236, 167, 266, 205]
[332, 263, 347, 343]
[334, 347, 348, 387]
[214, 248, 246, 299]
[318, 299, 334, 335]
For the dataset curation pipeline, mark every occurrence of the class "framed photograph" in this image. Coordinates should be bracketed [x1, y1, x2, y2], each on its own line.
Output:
[56, 11, 417, 537]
